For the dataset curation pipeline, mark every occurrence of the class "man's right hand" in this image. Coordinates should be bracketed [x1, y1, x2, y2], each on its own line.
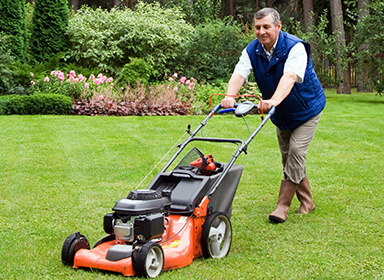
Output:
[221, 96, 236, 108]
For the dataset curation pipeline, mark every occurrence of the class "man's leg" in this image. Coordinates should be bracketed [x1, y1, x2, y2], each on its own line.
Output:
[269, 113, 321, 222]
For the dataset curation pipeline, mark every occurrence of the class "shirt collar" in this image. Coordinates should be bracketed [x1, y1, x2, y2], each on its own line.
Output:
[262, 35, 279, 56]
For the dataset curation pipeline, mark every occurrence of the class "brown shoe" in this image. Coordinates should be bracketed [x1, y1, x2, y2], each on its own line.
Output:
[296, 177, 315, 214]
[269, 180, 298, 223]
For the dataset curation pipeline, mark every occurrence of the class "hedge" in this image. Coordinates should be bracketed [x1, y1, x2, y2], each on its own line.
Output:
[0, 94, 72, 115]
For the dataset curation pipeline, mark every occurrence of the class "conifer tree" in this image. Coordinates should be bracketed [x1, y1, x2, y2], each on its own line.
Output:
[30, 0, 70, 62]
[0, 0, 26, 61]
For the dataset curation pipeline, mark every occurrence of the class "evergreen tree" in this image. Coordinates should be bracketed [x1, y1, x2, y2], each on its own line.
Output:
[31, 0, 70, 62]
[0, 0, 26, 61]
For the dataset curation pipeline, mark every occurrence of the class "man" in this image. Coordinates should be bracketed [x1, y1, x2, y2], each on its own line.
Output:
[221, 8, 326, 223]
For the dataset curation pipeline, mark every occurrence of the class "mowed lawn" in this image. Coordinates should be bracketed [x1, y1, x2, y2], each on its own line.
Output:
[0, 90, 383, 279]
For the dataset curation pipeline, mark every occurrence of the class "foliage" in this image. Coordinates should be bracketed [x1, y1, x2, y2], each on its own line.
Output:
[352, 0, 384, 95]
[30, 0, 70, 62]
[0, 0, 26, 61]
[30, 69, 114, 100]
[0, 34, 15, 95]
[164, 0, 221, 25]
[118, 58, 154, 87]
[178, 18, 252, 82]
[0, 93, 72, 115]
[72, 85, 191, 116]
[66, 2, 194, 77]
[73, 72, 196, 116]
[290, 11, 337, 86]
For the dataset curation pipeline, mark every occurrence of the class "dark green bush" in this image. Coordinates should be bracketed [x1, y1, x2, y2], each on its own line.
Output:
[118, 58, 153, 86]
[177, 18, 253, 82]
[0, 94, 72, 115]
[0, 34, 15, 95]
[30, 0, 70, 62]
[0, 0, 26, 61]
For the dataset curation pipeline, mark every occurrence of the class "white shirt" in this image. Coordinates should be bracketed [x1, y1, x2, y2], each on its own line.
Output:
[234, 40, 308, 83]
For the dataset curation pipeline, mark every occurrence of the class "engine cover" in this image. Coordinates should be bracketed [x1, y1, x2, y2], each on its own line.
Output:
[112, 190, 171, 216]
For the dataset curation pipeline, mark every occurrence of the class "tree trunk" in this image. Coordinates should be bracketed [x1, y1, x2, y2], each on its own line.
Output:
[265, 0, 273, 7]
[303, 0, 314, 31]
[228, 0, 235, 17]
[111, 0, 120, 8]
[329, 0, 351, 94]
[69, 0, 79, 11]
[357, 0, 372, 92]
[125, 0, 133, 9]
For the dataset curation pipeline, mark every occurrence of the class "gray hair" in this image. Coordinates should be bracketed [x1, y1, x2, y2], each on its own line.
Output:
[254, 8, 280, 26]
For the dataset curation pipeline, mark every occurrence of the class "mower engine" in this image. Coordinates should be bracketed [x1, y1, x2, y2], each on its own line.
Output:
[104, 189, 171, 243]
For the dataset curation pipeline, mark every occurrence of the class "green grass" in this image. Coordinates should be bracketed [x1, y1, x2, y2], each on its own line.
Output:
[1, 90, 384, 279]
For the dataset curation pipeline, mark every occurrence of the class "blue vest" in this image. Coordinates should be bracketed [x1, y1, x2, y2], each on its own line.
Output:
[246, 31, 326, 130]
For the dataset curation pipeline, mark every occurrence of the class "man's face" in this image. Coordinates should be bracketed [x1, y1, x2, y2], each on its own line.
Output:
[254, 14, 282, 51]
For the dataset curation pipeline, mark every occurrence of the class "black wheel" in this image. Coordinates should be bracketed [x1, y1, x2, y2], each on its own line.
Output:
[132, 242, 164, 278]
[61, 232, 90, 266]
[201, 212, 232, 259]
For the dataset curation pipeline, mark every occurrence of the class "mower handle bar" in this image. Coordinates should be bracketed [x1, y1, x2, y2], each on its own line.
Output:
[161, 102, 275, 196]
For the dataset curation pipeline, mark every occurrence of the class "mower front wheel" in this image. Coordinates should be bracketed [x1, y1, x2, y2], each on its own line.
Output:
[133, 242, 164, 278]
[201, 212, 232, 259]
[61, 232, 90, 266]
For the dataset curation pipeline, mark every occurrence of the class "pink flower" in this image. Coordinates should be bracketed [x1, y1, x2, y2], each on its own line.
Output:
[172, 73, 178, 78]
[78, 74, 86, 82]
[180, 76, 187, 84]
[58, 73, 65, 81]
[30, 72, 34, 77]
[173, 86, 179, 92]
[106, 77, 113, 83]
[98, 95, 104, 101]
[44, 77, 50, 82]
[84, 83, 89, 88]
[169, 77, 174, 82]
[93, 78, 101, 85]
[69, 70, 76, 78]
[185, 80, 191, 85]
[30, 80, 36, 85]
[89, 74, 95, 81]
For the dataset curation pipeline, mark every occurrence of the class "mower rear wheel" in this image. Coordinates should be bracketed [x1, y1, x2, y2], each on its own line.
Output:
[133, 242, 164, 278]
[61, 232, 90, 266]
[201, 212, 232, 258]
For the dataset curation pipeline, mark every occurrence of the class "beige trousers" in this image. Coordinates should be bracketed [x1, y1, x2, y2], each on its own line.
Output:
[276, 113, 322, 185]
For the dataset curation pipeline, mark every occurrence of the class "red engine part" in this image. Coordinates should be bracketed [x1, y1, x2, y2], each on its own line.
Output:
[190, 154, 216, 173]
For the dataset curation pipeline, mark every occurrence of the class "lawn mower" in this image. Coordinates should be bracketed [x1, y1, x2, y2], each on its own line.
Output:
[61, 99, 275, 278]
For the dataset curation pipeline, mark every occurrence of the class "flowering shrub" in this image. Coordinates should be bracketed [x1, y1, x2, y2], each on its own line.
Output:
[72, 76, 193, 116]
[30, 70, 114, 100]
[29, 69, 219, 116]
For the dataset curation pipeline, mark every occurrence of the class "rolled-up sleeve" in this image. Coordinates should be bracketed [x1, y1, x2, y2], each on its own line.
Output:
[283, 42, 308, 83]
[233, 48, 253, 80]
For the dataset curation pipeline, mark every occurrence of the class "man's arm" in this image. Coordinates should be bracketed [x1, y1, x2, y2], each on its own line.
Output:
[259, 71, 297, 111]
[221, 73, 247, 108]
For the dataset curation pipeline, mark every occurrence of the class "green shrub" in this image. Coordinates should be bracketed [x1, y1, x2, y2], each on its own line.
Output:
[30, 69, 115, 101]
[177, 18, 253, 82]
[0, 0, 26, 61]
[118, 58, 153, 87]
[30, 0, 70, 62]
[0, 94, 72, 115]
[66, 2, 193, 77]
[165, 0, 221, 25]
[0, 33, 15, 95]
